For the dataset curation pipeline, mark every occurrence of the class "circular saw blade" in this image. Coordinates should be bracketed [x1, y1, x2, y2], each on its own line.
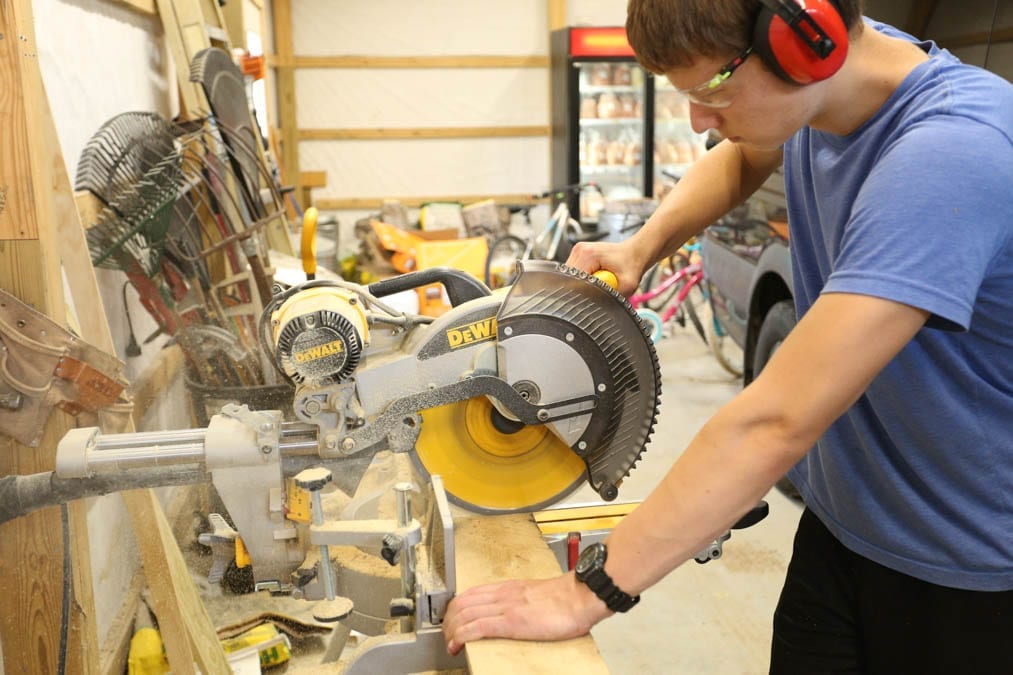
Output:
[413, 396, 586, 513]
[496, 261, 662, 501]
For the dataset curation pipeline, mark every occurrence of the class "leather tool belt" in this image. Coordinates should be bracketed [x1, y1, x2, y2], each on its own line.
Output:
[0, 288, 129, 446]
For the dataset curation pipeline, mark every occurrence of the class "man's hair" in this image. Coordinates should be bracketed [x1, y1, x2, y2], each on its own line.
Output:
[626, 0, 865, 73]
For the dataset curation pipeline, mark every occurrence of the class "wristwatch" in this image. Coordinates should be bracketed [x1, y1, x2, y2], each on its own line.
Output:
[574, 542, 640, 612]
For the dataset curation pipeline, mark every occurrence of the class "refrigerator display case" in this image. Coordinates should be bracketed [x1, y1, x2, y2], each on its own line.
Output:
[550, 26, 707, 226]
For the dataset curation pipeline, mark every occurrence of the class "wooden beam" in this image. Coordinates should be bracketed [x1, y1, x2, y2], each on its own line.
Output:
[155, 0, 211, 117]
[0, 2, 99, 671]
[315, 194, 540, 211]
[272, 0, 300, 206]
[455, 514, 609, 673]
[548, 0, 567, 31]
[300, 170, 327, 188]
[298, 125, 550, 141]
[111, 0, 156, 15]
[270, 55, 550, 69]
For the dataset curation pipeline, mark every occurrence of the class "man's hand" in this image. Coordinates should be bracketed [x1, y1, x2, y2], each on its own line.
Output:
[442, 573, 612, 655]
[567, 240, 646, 296]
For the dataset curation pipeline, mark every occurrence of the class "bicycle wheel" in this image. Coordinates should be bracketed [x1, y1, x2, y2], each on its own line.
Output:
[705, 305, 744, 377]
[636, 308, 665, 344]
[680, 280, 709, 345]
[642, 253, 690, 311]
[485, 235, 527, 289]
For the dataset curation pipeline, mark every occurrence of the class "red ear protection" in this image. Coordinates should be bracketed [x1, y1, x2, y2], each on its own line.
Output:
[753, 0, 849, 84]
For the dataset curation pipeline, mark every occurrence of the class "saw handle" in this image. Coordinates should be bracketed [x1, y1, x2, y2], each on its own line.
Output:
[301, 207, 319, 281]
[368, 267, 491, 306]
[732, 501, 769, 530]
[593, 270, 618, 291]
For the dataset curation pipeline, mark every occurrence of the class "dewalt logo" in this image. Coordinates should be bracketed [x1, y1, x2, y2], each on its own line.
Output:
[446, 317, 497, 349]
[293, 339, 345, 363]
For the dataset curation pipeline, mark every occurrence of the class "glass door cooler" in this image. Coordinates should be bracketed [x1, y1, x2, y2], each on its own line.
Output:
[551, 26, 708, 227]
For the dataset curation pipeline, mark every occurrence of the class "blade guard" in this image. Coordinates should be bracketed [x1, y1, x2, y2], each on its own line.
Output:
[496, 260, 661, 501]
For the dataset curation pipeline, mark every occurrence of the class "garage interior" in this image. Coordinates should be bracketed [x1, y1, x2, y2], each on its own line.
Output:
[0, 1, 1008, 673]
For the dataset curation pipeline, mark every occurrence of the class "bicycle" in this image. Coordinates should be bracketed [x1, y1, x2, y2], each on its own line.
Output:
[629, 254, 708, 345]
[484, 183, 603, 289]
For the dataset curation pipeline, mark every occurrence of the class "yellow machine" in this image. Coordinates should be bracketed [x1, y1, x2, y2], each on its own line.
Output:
[9, 260, 663, 671]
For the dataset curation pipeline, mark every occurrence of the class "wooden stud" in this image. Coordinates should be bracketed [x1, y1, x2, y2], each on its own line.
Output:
[548, 0, 568, 32]
[271, 54, 549, 69]
[272, 0, 300, 210]
[298, 125, 550, 141]
[0, 2, 99, 671]
[110, 0, 156, 15]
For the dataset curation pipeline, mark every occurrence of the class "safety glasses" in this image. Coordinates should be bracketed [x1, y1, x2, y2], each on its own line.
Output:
[675, 46, 753, 109]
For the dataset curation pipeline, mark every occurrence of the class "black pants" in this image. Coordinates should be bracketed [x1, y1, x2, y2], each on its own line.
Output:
[770, 509, 1013, 675]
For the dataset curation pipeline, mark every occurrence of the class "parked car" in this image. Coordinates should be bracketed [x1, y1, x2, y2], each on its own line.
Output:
[700, 169, 800, 498]
[700, 168, 796, 385]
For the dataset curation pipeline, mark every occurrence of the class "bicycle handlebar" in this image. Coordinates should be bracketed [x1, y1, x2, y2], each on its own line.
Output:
[532, 182, 602, 200]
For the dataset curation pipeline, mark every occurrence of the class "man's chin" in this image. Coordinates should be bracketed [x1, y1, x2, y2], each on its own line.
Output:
[732, 137, 783, 151]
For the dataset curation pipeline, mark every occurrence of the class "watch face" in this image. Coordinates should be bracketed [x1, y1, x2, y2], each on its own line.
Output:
[575, 543, 605, 576]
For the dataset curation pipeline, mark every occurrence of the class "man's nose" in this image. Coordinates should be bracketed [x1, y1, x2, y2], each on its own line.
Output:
[688, 102, 722, 134]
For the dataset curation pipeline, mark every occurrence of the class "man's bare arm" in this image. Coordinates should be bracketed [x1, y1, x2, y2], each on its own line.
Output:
[568, 141, 782, 294]
[601, 292, 930, 593]
[444, 292, 929, 653]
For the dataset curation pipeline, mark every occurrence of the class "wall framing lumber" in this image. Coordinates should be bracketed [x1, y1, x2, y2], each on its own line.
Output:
[111, 0, 156, 15]
[298, 125, 550, 141]
[272, 0, 301, 208]
[548, 0, 567, 31]
[271, 54, 549, 69]
[0, 2, 99, 671]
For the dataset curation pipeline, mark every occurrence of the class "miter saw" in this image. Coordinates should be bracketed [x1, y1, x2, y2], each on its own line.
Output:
[3, 260, 662, 671]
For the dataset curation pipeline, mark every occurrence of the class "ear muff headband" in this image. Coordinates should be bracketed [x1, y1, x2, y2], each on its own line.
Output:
[754, 0, 849, 84]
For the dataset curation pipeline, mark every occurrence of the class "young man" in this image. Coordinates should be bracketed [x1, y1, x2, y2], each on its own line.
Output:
[443, 1, 1012, 671]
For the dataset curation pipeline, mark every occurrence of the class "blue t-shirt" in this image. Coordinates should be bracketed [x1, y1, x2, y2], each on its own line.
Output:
[784, 20, 1013, 591]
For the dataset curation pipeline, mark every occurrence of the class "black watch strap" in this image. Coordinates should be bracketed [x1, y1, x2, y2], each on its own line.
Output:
[575, 543, 640, 613]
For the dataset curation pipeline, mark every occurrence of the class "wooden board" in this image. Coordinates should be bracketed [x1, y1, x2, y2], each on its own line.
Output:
[0, 2, 100, 672]
[454, 514, 609, 674]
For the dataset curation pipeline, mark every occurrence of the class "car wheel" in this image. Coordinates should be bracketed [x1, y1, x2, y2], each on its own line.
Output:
[754, 300, 795, 375]
[754, 300, 803, 501]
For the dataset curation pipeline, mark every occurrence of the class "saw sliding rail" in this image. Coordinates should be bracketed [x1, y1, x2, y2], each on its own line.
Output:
[0, 411, 323, 525]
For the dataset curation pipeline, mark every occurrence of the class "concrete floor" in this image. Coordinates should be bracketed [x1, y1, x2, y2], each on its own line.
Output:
[560, 325, 805, 675]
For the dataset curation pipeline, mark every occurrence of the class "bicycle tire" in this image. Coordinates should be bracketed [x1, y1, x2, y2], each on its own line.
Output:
[636, 308, 665, 344]
[485, 235, 527, 289]
[682, 281, 708, 345]
[706, 308, 744, 377]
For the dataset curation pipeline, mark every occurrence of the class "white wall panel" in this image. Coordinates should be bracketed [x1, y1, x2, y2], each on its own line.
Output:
[36, 0, 173, 179]
[301, 136, 549, 197]
[34, 0, 176, 652]
[296, 68, 548, 127]
[293, 0, 548, 56]
[568, 0, 628, 27]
